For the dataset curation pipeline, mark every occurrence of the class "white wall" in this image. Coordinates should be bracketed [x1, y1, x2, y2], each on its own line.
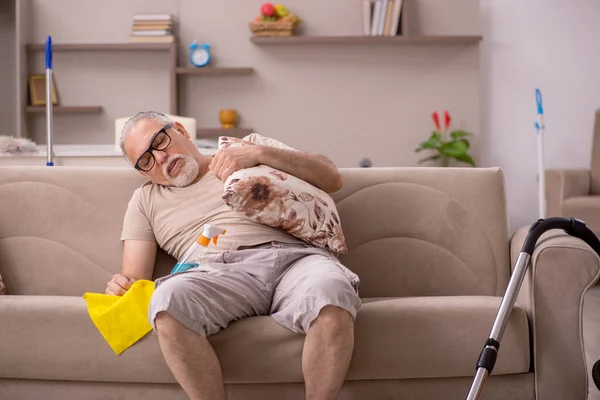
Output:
[479, 0, 600, 232]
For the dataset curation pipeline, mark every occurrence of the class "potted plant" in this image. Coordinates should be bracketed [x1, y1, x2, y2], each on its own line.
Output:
[415, 110, 476, 167]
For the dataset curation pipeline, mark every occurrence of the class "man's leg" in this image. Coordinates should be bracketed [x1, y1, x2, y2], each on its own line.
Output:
[302, 305, 355, 400]
[155, 312, 227, 400]
[149, 264, 272, 400]
[270, 251, 362, 400]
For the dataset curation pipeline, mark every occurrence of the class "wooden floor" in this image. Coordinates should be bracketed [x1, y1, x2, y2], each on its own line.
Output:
[584, 284, 600, 399]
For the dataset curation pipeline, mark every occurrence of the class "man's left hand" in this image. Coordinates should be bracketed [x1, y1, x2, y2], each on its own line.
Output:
[210, 146, 263, 181]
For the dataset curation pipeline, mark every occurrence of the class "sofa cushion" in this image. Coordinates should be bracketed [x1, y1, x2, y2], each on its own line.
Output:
[218, 134, 348, 254]
[0, 295, 529, 383]
[0, 273, 5, 295]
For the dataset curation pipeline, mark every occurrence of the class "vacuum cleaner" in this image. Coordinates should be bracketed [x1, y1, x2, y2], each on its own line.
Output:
[466, 216, 600, 400]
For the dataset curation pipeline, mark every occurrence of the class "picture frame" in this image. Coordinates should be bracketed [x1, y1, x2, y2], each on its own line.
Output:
[28, 74, 58, 106]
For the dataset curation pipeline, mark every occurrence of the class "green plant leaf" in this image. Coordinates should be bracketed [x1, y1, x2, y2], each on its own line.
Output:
[460, 138, 470, 149]
[450, 130, 471, 139]
[417, 132, 441, 150]
[454, 153, 476, 167]
[439, 140, 468, 157]
[417, 154, 441, 164]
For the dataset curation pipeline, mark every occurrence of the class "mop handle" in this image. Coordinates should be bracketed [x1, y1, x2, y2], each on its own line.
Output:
[535, 88, 545, 218]
[45, 36, 54, 167]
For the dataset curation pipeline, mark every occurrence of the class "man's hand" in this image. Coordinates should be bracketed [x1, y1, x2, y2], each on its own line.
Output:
[210, 146, 262, 182]
[105, 273, 136, 296]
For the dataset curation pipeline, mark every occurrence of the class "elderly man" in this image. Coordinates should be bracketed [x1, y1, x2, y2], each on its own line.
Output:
[106, 111, 361, 400]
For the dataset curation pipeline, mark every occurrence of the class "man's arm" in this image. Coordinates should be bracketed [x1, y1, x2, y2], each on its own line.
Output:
[210, 145, 343, 193]
[106, 240, 157, 296]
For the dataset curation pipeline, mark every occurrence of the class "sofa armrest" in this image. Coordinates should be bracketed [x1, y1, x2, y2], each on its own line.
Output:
[545, 169, 591, 217]
[510, 225, 600, 400]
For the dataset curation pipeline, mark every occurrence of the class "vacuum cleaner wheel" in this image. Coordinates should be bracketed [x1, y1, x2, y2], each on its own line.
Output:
[593, 359, 600, 391]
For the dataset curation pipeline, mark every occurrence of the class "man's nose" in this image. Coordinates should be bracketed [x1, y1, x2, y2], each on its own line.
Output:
[153, 150, 168, 164]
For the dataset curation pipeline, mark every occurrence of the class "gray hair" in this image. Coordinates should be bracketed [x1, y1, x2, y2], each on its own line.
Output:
[119, 111, 174, 163]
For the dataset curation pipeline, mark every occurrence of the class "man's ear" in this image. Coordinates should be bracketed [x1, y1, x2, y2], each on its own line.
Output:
[173, 121, 190, 139]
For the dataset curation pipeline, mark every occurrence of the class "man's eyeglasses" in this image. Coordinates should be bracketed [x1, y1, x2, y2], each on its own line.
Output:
[134, 123, 173, 172]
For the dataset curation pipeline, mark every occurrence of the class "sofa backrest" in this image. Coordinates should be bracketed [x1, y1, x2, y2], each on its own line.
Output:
[0, 166, 511, 298]
[331, 167, 511, 298]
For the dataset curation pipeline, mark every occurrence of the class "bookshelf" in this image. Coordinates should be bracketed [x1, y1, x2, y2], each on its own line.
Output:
[250, 35, 483, 45]
[25, 106, 103, 114]
[25, 43, 174, 51]
[176, 67, 254, 76]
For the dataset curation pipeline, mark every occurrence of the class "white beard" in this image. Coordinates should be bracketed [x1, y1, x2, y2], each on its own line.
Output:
[163, 154, 200, 187]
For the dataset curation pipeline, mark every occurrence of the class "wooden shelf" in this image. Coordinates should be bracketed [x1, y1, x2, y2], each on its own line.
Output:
[176, 67, 254, 76]
[25, 106, 103, 114]
[250, 35, 482, 45]
[26, 43, 174, 52]
[197, 128, 253, 138]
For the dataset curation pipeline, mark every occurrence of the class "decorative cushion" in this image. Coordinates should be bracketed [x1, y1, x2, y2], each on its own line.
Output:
[218, 134, 348, 254]
[0, 273, 5, 295]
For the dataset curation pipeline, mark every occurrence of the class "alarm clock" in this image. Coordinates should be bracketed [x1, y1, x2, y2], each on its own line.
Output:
[189, 41, 211, 68]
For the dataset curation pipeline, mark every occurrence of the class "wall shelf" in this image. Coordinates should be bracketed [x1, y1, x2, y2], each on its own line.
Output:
[25, 106, 103, 114]
[250, 35, 482, 45]
[176, 67, 254, 76]
[19, 39, 254, 139]
[197, 128, 253, 138]
[26, 42, 174, 52]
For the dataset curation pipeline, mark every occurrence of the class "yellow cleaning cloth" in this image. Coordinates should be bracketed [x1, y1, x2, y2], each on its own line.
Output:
[83, 279, 155, 355]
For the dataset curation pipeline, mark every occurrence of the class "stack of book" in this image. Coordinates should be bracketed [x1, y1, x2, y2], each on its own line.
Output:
[130, 14, 175, 43]
[362, 0, 403, 36]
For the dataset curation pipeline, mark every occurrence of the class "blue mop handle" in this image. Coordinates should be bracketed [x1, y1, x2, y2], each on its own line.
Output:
[534, 88, 545, 132]
[45, 36, 54, 166]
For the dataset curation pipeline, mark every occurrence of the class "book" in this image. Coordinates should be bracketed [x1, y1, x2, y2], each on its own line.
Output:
[377, 0, 389, 35]
[131, 30, 173, 36]
[133, 24, 174, 31]
[383, 0, 394, 35]
[133, 14, 174, 21]
[370, 0, 381, 36]
[389, 0, 403, 36]
[129, 35, 174, 43]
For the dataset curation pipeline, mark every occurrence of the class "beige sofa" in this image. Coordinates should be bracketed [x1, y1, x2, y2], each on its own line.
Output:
[546, 109, 600, 233]
[0, 165, 598, 400]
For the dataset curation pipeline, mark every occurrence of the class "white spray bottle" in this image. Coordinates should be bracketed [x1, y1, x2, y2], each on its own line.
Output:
[170, 224, 226, 275]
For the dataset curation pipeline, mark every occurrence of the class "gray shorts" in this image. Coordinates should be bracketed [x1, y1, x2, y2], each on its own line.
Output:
[148, 241, 361, 336]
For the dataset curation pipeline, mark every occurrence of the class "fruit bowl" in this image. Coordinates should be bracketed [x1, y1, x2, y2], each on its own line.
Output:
[249, 3, 302, 37]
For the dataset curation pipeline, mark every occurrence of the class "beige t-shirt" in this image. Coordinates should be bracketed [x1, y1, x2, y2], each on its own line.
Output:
[121, 170, 302, 260]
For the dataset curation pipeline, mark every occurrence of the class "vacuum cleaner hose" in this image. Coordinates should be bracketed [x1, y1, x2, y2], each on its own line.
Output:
[523, 217, 600, 257]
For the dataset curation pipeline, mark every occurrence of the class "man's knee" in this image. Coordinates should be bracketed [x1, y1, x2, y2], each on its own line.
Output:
[310, 305, 354, 331]
[148, 276, 210, 337]
[154, 311, 179, 335]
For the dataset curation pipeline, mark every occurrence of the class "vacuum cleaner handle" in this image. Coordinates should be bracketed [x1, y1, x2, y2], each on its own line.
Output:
[522, 217, 600, 258]
[467, 217, 600, 400]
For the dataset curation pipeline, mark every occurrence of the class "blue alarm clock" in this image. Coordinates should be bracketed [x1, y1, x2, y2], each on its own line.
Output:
[189, 41, 211, 68]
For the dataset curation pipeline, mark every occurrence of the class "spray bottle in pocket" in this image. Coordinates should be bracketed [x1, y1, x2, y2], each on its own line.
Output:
[170, 224, 226, 275]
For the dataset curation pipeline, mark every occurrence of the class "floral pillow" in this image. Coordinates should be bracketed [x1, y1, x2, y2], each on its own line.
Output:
[218, 134, 348, 254]
[0, 273, 5, 295]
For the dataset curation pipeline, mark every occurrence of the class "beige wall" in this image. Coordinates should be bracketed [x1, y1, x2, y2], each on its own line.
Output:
[0, 0, 15, 137]
[8, 0, 481, 168]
